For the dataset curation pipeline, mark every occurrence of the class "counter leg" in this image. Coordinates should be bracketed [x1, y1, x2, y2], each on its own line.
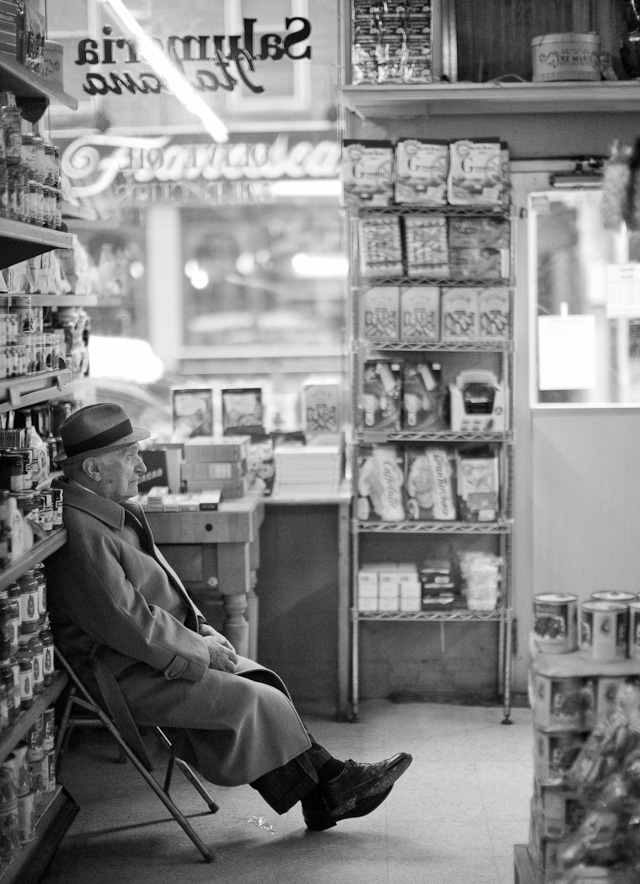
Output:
[217, 542, 252, 659]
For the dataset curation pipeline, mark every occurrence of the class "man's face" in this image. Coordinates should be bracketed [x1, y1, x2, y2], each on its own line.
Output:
[94, 443, 147, 503]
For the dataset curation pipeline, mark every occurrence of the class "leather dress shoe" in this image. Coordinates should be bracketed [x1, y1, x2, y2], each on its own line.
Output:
[323, 752, 412, 816]
[303, 786, 393, 831]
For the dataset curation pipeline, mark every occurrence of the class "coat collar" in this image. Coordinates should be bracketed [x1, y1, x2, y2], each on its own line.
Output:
[52, 477, 127, 529]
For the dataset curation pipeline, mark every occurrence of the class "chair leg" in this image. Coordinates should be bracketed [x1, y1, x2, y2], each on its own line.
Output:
[55, 685, 77, 775]
[155, 728, 219, 814]
[98, 713, 214, 863]
[172, 758, 220, 814]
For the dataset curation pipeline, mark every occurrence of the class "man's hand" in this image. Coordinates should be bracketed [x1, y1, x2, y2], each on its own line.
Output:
[203, 635, 238, 673]
[200, 623, 236, 653]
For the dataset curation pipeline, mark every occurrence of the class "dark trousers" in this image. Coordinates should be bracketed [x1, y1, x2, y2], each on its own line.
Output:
[250, 731, 332, 814]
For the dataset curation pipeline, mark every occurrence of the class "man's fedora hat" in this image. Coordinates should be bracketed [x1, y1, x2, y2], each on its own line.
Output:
[55, 403, 150, 464]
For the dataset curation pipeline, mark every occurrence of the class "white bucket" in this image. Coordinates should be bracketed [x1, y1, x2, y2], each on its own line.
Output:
[531, 32, 601, 82]
[580, 600, 627, 662]
[533, 593, 578, 654]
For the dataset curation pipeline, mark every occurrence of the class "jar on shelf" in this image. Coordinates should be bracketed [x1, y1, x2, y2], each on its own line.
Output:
[6, 583, 20, 653]
[43, 141, 55, 187]
[2, 655, 20, 718]
[26, 180, 43, 225]
[15, 636, 33, 710]
[0, 162, 8, 219]
[27, 634, 43, 696]
[17, 571, 39, 635]
[0, 598, 12, 661]
[40, 622, 53, 687]
[32, 135, 44, 184]
[0, 451, 30, 492]
[7, 165, 25, 222]
[2, 104, 22, 166]
[0, 664, 15, 724]
[32, 563, 47, 621]
[20, 133, 35, 180]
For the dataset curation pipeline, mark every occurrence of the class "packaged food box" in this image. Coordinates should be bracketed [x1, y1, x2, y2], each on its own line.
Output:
[361, 359, 402, 431]
[341, 139, 394, 207]
[181, 461, 246, 480]
[361, 286, 400, 341]
[403, 216, 449, 278]
[533, 726, 589, 784]
[405, 447, 457, 521]
[183, 436, 251, 463]
[302, 383, 341, 434]
[400, 286, 440, 342]
[532, 781, 585, 839]
[447, 216, 510, 250]
[448, 139, 505, 208]
[402, 362, 446, 432]
[358, 216, 403, 277]
[455, 448, 500, 521]
[357, 444, 405, 522]
[441, 288, 479, 341]
[184, 475, 253, 498]
[394, 139, 449, 206]
[478, 287, 511, 341]
[448, 247, 508, 281]
[531, 673, 595, 731]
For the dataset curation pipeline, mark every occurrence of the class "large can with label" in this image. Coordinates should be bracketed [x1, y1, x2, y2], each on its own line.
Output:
[533, 593, 578, 654]
[580, 600, 628, 662]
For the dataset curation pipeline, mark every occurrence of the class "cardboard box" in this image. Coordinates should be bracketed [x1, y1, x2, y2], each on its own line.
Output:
[185, 474, 253, 498]
[183, 436, 251, 463]
[303, 383, 341, 434]
[441, 288, 479, 341]
[361, 286, 400, 341]
[181, 460, 246, 480]
[400, 286, 440, 342]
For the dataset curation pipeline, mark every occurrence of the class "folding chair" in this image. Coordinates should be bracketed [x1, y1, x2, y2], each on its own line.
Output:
[54, 646, 217, 863]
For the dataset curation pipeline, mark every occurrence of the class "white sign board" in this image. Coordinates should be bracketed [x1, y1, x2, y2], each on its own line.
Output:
[538, 313, 597, 391]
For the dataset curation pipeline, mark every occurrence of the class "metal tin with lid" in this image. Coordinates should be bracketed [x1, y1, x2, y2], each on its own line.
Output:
[580, 600, 628, 662]
[533, 593, 578, 654]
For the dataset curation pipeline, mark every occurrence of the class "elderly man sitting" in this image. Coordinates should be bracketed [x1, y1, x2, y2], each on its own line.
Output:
[44, 403, 412, 831]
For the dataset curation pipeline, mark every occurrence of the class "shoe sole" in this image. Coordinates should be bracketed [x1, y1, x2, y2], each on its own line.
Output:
[305, 785, 394, 832]
[328, 753, 413, 815]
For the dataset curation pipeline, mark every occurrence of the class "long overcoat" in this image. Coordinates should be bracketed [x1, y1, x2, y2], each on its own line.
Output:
[44, 478, 311, 786]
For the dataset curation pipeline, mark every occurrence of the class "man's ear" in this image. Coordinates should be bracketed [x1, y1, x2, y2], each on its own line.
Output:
[82, 457, 101, 482]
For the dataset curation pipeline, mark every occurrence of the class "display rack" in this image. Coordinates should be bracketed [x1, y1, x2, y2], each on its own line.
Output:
[0, 51, 80, 881]
[346, 196, 515, 722]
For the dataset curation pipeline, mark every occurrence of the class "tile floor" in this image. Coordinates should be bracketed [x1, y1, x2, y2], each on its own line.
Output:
[41, 700, 534, 884]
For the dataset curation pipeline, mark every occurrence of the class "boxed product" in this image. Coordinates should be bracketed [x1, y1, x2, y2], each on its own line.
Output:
[0, 0, 17, 58]
[405, 447, 457, 521]
[532, 673, 596, 732]
[394, 139, 449, 206]
[361, 359, 402, 431]
[221, 388, 264, 436]
[247, 437, 275, 496]
[534, 726, 589, 784]
[440, 288, 479, 341]
[181, 461, 246, 481]
[358, 216, 403, 277]
[459, 551, 502, 612]
[341, 140, 394, 207]
[361, 286, 400, 341]
[449, 370, 505, 432]
[402, 362, 446, 432]
[447, 216, 510, 250]
[303, 383, 341, 434]
[478, 287, 511, 341]
[356, 444, 405, 521]
[183, 475, 253, 499]
[400, 286, 440, 342]
[448, 139, 506, 208]
[532, 781, 585, 840]
[455, 448, 500, 522]
[448, 248, 508, 281]
[183, 435, 251, 463]
[403, 216, 449, 278]
[378, 564, 400, 611]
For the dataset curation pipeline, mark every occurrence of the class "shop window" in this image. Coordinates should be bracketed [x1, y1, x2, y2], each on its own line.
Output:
[181, 202, 346, 359]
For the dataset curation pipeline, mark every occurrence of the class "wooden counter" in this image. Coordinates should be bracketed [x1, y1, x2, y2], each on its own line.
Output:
[146, 488, 264, 660]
